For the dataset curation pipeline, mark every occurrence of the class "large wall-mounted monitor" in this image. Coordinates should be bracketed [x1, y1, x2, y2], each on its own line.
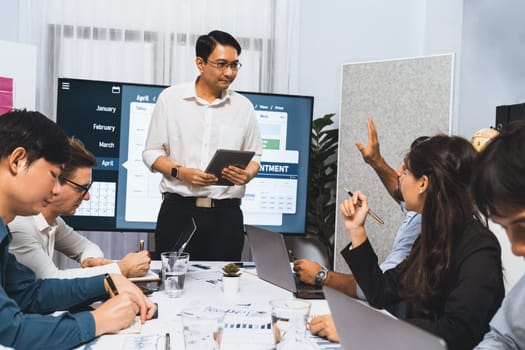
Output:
[56, 78, 313, 234]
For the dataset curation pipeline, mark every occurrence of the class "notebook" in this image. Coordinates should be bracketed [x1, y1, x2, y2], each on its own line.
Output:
[323, 285, 448, 350]
[246, 225, 324, 299]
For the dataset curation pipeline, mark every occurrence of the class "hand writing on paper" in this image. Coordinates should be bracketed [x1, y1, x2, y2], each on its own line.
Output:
[118, 251, 151, 278]
[107, 274, 157, 323]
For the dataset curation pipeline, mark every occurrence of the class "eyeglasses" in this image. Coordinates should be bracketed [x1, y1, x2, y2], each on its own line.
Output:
[59, 175, 92, 197]
[206, 60, 242, 71]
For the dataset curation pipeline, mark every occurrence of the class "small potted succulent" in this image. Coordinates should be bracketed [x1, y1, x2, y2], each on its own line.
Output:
[222, 263, 241, 295]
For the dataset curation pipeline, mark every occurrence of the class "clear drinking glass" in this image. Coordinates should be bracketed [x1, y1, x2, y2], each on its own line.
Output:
[181, 305, 225, 350]
[160, 251, 189, 298]
[270, 299, 318, 350]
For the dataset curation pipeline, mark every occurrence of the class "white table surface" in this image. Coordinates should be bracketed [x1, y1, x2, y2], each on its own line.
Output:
[76, 261, 340, 350]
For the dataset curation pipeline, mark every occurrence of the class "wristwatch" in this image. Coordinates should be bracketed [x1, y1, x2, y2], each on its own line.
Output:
[171, 165, 181, 179]
[314, 267, 329, 288]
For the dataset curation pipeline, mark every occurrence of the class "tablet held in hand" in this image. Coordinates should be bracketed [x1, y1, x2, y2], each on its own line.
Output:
[205, 149, 255, 186]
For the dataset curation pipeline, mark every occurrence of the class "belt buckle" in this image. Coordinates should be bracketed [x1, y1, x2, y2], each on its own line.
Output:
[196, 197, 213, 208]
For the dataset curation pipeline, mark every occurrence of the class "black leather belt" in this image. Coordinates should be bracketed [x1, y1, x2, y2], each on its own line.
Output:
[163, 192, 241, 208]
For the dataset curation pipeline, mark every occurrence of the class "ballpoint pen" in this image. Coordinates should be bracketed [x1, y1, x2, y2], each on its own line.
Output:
[287, 249, 296, 262]
[139, 239, 145, 251]
[165, 332, 170, 350]
[343, 188, 384, 225]
[104, 273, 119, 296]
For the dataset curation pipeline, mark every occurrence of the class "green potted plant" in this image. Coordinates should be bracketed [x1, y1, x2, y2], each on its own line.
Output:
[222, 263, 241, 295]
[307, 113, 338, 266]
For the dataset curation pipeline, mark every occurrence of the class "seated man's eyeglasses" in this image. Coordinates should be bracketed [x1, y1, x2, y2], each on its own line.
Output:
[59, 175, 92, 197]
[206, 59, 242, 70]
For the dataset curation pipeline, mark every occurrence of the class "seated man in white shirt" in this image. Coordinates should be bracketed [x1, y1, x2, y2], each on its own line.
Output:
[8, 137, 151, 279]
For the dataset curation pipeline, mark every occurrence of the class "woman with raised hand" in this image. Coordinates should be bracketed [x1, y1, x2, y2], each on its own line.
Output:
[339, 135, 504, 350]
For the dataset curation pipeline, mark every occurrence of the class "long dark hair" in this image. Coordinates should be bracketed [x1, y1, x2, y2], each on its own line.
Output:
[397, 135, 478, 315]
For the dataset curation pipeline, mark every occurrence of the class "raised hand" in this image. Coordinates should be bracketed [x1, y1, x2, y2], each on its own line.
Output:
[355, 116, 383, 167]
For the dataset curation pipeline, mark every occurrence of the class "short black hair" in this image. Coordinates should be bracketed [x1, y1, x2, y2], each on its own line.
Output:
[0, 109, 70, 165]
[473, 121, 525, 217]
[195, 30, 241, 61]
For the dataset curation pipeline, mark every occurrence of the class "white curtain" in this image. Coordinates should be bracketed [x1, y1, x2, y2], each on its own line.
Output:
[18, 0, 299, 120]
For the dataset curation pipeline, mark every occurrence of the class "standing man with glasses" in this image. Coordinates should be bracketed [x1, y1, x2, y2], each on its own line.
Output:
[143, 30, 262, 261]
[9, 137, 151, 278]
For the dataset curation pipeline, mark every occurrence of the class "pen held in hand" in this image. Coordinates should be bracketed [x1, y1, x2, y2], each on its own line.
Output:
[104, 273, 119, 296]
[165, 332, 170, 350]
[343, 188, 384, 225]
[139, 239, 144, 251]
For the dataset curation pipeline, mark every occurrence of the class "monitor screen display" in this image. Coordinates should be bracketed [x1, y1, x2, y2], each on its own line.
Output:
[56, 78, 313, 234]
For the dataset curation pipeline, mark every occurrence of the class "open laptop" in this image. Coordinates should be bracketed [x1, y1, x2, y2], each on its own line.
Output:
[246, 225, 324, 299]
[323, 285, 448, 350]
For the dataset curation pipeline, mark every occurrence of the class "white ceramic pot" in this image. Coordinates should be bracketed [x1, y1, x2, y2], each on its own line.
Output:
[222, 276, 240, 295]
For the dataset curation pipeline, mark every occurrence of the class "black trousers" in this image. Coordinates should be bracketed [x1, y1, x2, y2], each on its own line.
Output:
[154, 194, 245, 261]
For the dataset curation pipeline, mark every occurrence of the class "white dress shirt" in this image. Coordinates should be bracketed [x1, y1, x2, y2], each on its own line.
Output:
[142, 81, 263, 199]
[8, 214, 121, 279]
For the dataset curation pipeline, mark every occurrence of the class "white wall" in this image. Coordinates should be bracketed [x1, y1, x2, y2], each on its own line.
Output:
[458, 0, 525, 138]
[489, 221, 525, 293]
[422, 1, 464, 133]
[0, 40, 37, 110]
[0, 2, 18, 42]
[296, 0, 463, 126]
[296, 0, 425, 121]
